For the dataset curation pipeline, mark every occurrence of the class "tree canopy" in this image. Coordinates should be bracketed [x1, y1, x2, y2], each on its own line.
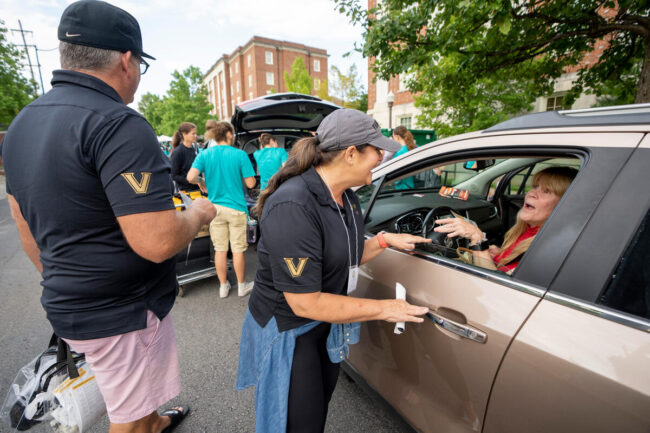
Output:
[138, 66, 216, 136]
[284, 57, 313, 95]
[329, 64, 368, 111]
[0, 20, 38, 128]
[336, 0, 650, 136]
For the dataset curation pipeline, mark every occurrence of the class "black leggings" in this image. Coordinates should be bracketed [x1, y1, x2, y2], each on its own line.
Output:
[287, 322, 340, 433]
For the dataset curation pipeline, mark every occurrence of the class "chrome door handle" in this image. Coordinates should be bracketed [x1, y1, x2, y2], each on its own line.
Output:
[426, 311, 487, 343]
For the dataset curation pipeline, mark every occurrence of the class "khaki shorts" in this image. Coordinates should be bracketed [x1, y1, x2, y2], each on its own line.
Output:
[209, 204, 248, 253]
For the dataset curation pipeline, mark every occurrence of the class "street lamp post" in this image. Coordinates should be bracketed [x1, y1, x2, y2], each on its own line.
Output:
[387, 91, 395, 129]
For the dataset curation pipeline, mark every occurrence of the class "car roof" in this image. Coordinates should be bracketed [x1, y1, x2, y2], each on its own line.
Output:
[485, 103, 650, 133]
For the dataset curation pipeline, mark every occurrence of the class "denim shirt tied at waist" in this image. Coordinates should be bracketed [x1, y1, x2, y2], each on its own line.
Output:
[236, 308, 361, 433]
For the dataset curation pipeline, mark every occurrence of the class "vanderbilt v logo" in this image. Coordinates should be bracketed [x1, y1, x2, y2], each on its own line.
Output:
[283, 257, 309, 278]
[121, 172, 151, 194]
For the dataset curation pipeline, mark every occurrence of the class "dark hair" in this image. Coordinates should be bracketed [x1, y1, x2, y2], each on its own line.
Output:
[253, 137, 369, 217]
[259, 133, 275, 148]
[171, 122, 196, 149]
[213, 121, 235, 143]
[204, 119, 218, 141]
[393, 125, 416, 151]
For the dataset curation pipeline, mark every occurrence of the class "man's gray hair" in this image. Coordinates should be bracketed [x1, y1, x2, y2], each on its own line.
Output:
[59, 41, 122, 71]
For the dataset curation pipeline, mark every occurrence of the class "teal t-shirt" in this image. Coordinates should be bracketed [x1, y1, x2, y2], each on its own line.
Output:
[393, 145, 414, 189]
[191, 145, 256, 213]
[253, 147, 289, 190]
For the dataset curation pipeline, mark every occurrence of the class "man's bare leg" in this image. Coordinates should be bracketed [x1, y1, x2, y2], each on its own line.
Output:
[232, 251, 246, 284]
[108, 409, 173, 433]
[215, 251, 228, 284]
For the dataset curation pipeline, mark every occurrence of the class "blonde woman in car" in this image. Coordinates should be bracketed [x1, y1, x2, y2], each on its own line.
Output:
[434, 166, 577, 274]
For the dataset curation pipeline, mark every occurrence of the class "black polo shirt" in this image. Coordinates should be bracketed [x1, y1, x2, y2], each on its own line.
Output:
[2, 70, 177, 340]
[170, 143, 199, 191]
[248, 166, 365, 331]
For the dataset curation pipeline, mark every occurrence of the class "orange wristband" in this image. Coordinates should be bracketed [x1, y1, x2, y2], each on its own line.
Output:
[377, 231, 389, 248]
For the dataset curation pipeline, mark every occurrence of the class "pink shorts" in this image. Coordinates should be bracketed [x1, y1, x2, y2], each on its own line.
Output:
[63, 311, 181, 424]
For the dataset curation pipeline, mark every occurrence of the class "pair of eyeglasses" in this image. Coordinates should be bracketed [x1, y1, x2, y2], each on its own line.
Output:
[138, 57, 150, 75]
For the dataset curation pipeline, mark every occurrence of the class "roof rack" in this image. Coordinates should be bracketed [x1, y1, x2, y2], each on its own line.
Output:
[485, 103, 650, 132]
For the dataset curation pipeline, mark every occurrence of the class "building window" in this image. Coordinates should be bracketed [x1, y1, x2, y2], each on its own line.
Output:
[235, 62, 239, 73]
[247, 54, 251, 67]
[237, 96, 241, 104]
[314, 59, 320, 72]
[546, 95, 566, 111]
[265, 51, 273, 65]
[314, 78, 320, 90]
[399, 72, 413, 91]
[249, 91, 253, 100]
[400, 117, 412, 129]
[248, 75, 252, 87]
[266, 90, 272, 95]
[266, 72, 274, 85]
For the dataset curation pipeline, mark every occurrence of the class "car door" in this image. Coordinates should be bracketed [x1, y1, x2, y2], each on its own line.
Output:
[483, 137, 650, 433]
[348, 132, 643, 433]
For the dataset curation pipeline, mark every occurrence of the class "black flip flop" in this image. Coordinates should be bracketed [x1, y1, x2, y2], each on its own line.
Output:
[160, 405, 191, 433]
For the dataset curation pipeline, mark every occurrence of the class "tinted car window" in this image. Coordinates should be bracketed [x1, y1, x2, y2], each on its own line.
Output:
[598, 207, 650, 320]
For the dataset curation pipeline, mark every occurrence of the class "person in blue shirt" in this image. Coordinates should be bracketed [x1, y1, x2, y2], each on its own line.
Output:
[253, 133, 289, 190]
[187, 121, 257, 298]
[392, 126, 418, 189]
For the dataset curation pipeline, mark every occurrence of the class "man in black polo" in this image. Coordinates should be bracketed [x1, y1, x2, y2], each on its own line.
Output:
[2, 1, 215, 432]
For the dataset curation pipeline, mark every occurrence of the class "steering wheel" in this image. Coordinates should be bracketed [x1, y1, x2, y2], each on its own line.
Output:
[421, 206, 470, 258]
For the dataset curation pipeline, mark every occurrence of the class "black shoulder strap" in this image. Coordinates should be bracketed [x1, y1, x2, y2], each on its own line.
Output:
[54, 334, 80, 379]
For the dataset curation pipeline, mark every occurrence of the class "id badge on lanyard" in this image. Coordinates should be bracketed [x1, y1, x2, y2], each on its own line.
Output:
[347, 265, 359, 294]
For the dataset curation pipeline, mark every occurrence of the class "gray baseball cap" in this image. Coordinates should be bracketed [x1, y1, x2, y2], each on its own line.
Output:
[316, 109, 401, 153]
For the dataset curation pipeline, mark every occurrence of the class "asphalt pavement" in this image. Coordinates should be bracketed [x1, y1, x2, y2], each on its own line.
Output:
[0, 173, 409, 433]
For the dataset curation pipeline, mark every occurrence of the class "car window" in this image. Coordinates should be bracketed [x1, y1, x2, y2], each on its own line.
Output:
[356, 179, 380, 214]
[361, 155, 580, 279]
[597, 207, 650, 320]
[502, 158, 581, 196]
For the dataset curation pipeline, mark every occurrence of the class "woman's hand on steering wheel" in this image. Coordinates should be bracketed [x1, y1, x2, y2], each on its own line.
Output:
[433, 217, 484, 244]
[384, 233, 432, 251]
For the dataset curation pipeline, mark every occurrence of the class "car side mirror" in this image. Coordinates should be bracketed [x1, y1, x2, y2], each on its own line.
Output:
[464, 159, 496, 171]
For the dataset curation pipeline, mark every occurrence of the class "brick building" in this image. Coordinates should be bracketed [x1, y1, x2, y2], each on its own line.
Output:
[203, 36, 328, 120]
[367, 0, 611, 130]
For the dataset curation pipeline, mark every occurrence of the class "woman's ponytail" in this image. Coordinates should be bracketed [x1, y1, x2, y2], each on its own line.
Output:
[170, 130, 182, 150]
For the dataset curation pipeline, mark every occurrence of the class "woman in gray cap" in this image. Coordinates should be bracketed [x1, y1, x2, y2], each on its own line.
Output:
[236, 109, 431, 433]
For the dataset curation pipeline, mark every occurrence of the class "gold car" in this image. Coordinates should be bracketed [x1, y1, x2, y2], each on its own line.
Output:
[346, 104, 650, 433]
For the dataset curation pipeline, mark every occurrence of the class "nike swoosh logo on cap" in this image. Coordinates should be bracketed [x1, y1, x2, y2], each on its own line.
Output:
[66, 32, 81, 37]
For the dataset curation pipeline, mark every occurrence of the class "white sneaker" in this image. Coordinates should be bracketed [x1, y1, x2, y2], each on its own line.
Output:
[238, 281, 254, 297]
[219, 281, 231, 298]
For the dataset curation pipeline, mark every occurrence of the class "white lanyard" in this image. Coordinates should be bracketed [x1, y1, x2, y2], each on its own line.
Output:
[319, 168, 359, 291]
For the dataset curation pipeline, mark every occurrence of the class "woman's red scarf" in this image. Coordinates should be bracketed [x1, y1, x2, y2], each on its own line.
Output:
[493, 225, 540, 273]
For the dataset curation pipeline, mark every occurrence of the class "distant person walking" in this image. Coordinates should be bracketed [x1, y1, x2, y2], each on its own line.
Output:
[187, 121, 256, 298]
[170, 122, 204, 192]
[2, 1, 215, 431]
[253, 133, 288, 190]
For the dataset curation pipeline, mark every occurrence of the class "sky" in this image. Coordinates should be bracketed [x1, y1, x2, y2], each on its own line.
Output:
[1, 0, 368, 111]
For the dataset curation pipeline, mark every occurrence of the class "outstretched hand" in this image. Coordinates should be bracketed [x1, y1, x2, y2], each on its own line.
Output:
[380, 299, 428, 323]
[384, 233, 432, 251]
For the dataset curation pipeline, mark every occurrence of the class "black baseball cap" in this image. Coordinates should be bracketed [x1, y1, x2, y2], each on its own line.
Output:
[58, 0, 155, 60]
[316, 109, 401, 153]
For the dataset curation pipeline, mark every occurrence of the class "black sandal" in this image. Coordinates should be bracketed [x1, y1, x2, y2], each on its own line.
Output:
[160, 405, 190, 433]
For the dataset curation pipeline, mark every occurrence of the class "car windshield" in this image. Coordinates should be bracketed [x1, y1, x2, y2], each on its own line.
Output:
[380, 159, 508, 198]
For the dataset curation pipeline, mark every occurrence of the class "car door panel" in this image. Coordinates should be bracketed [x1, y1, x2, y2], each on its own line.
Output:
[348, 248, 543, 433]
[484, 299, 650, 433]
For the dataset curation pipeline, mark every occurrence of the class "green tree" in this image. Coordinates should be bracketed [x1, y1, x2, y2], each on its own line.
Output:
[138, 66, 216, 136]
[329, 64, 367, 110]
[336, 0, 650, 135]
[0, 20, 37, 127]
[316, 79, 331, 101]
[284, 57, 313, 95]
